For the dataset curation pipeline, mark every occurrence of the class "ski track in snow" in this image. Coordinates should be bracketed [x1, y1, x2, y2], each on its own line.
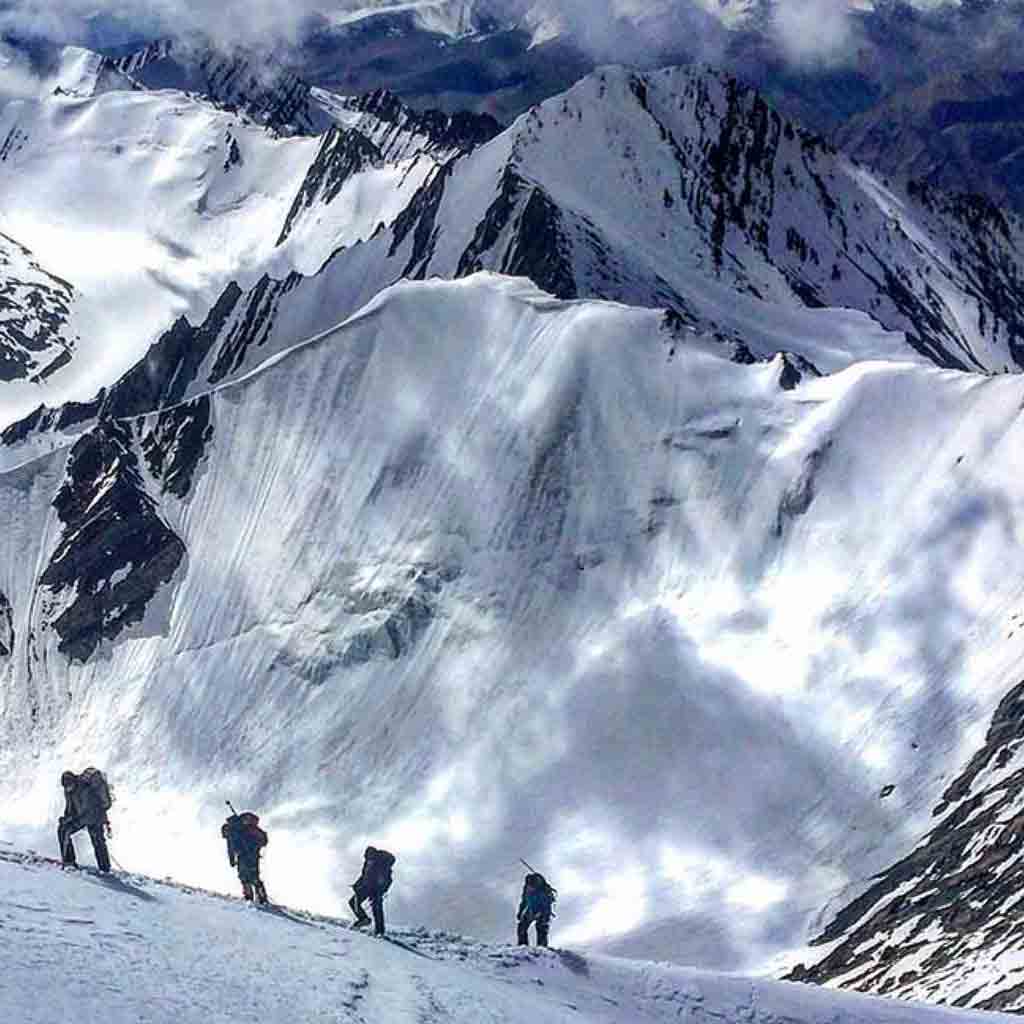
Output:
[0, 846, 1015, 1024]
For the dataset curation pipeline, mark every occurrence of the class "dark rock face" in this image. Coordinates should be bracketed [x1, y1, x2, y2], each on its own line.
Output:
[278, 127, 383, 245]
[777, 352, 820, 391]
[37, 422, 186, 662]
[457, 167, 577, 299]
[101, 284, 243, 418]
[111, 40, 331, 136]
[0, 233, 77, 383]
[140, 396, 214, 500]
[1, 393, 105, 448]
[787, 678, 1024, 1011]
[206, 273, 303, 384]
[0, 590, 13, 658]
[340, 88, 502, 160]
[389, 160, 456, 278]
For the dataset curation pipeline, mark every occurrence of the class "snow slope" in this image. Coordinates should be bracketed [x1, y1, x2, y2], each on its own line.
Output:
[4, 273, 1024, 986]
[0, 43, 499, 428]
[0, 846, 1015, 1024]
[0, 53, 319, 419]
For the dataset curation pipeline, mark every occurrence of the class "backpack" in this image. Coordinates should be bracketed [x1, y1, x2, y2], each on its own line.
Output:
[523, 873, 557, 916]
[80, 767, 113, 813]
[366, 847, 395, 890]
[222, 813, 267, 860]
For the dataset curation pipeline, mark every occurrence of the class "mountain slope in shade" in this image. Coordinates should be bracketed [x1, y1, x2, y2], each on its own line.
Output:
[836, 71, 1024, 218]
[4, 273, 1024, 978]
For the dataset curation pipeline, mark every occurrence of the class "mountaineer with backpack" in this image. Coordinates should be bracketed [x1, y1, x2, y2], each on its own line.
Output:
[58, 768, 113, 873]
[349, 846, 395, 935]
[517, 872, 557, 947]
[221, 809, 269, 904]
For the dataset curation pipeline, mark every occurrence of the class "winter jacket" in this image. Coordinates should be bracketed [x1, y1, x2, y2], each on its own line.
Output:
[222, 816, 268, 868]
[518, 876, 555, 919]
[355, 848, 395, 896]
[62, 778, 108, 828]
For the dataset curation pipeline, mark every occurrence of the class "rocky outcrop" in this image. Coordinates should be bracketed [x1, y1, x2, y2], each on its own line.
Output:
[0, 590, 12, 659]
[37, 422, 186, 662]
[788, 678, 1024, 1012]
[277, 127, 383, 245]
[456, 167, 576, 299]
[0, 233, 77, 384]
[335, 88, 501, 161]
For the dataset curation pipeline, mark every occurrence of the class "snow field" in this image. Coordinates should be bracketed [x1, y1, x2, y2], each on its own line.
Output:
[0, 846, 1016, 1024]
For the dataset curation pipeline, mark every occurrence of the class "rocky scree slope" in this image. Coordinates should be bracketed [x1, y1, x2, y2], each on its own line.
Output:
[789, 677, 1024, 1013]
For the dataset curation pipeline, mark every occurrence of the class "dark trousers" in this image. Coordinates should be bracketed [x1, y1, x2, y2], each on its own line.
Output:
[237, 856, 267, 903]
[350, 885, 386, 935]
[58, 818, 110, 873]
[518, 911, 550, 947]
[240, 878, 268, 903]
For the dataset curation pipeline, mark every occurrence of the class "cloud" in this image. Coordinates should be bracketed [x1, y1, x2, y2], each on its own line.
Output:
[771, 0, 860, 67]
[0, 1, 1021, 82]
[0, 39, 42, 100]
[0, 1, 725, 62]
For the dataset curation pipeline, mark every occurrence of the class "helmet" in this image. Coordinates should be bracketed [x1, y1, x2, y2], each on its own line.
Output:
[365, 846, 378, 858]
[60, 771, 76, 787]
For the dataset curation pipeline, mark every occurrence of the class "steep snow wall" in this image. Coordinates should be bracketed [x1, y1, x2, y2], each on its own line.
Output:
[2, 274, 1024, 973]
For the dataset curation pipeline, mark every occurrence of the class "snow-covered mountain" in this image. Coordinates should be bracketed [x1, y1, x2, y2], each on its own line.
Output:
[2, 847, 1012, 1024]
[5, 39, 1024, 1011]
[5, 267, 1024, 995]
[53, 60, 1024, 421]
[0, 42, 502, 427]
[789, 678, 1024, 1012]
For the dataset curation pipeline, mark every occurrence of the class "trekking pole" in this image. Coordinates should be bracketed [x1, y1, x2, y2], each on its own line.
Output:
[519, 858, 539, 874]
[226, 800, 238, 817]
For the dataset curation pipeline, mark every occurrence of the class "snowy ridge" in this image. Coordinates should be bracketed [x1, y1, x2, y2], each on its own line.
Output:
[1, 844, 1011, 1024]
[108, 39, 335, 137]
[5, 273, 1024, 993]
[316, 87, 502, 163]
[0, 40, 506, 427]
[78, 60, 1024, 420]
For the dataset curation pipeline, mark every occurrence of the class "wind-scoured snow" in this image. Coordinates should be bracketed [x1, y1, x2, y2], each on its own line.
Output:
[0, 59, 322, 421]
[0, 847, 1015, 1024]
[3, 273, 1024, 987]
